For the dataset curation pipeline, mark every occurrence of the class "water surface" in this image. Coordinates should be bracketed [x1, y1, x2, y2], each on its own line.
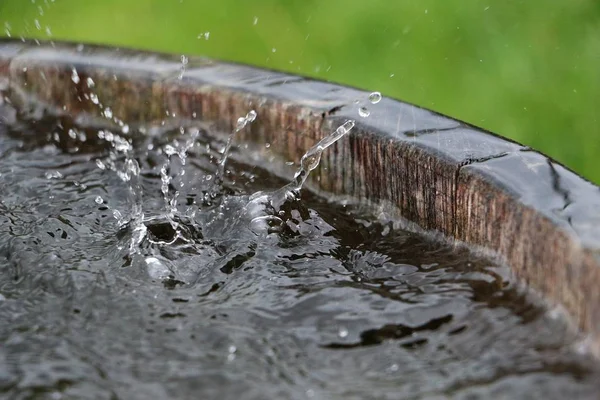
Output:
[0, 108, 598, 399]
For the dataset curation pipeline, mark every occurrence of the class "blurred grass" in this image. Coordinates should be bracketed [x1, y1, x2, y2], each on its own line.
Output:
[1, 0, 599, 183]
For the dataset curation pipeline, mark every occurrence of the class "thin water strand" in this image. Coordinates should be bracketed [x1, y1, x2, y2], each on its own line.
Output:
[288, 119, 354, 193]
[160, 127, 200, 218]
[213, 110, 257, 190]
[248, 119, 355, 230]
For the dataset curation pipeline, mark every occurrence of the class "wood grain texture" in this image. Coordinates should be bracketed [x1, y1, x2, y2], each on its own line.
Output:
[1, 39, 600, 353]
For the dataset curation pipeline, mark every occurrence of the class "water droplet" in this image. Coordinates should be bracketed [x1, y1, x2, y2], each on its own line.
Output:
[358, 107, 370, 118]
[95, 196, 103, 204]
[271, 48, 277, 53]
[112, 209, 123, 222]
[227, 345, 237, 361]
[86, 77, 95, 88]
[95, 159, 106, 170]
[178, 55, 188, 80]
[71, 68, 80, 84]
[253, 16, 259, 25]
[89, 93, 99, 105]
[381, 225, 390, 236]
[369, 91, 382, 104]
[103, 107, 113, 119]
[246, 110, 257, 122]
[164, 144, 177, 156]
[45, 171, 63, 179]
[338, 327, 349, 338]
[236, 117, 246, 130]
[389, 363, 399, 372]
[68, 129, 77, 139]
[34, 19, 41, 30]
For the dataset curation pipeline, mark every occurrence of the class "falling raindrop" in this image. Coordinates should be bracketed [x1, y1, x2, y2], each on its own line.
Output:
[358, 107, 370, 118]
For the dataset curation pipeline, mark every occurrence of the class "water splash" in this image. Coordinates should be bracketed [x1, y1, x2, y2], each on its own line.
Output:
[246, 119, 355, 234]
[213, 110, 257, 190]
[178, 55, 188, 80]
[160, 127, 200, 218]
[283, 119, 355, 195]
[94, 98, 355, 254]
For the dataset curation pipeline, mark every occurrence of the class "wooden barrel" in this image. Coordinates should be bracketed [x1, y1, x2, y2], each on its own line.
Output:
[1, 39, 600, 354]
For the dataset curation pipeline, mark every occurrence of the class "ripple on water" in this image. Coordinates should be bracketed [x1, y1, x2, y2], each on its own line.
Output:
[0, 109, 598, 399]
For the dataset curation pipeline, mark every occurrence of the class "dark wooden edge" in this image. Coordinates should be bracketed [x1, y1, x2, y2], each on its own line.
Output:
[1, 39, 600, 354]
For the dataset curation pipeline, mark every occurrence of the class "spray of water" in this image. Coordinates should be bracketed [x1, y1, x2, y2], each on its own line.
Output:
[216, 110, 257, 186]
[92, 89, 374, 254]
[160, 127, 200, 219]
[246, 119, 355, 235]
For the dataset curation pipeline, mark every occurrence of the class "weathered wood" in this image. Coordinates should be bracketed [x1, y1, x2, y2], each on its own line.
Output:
[1, 39, 600, 354]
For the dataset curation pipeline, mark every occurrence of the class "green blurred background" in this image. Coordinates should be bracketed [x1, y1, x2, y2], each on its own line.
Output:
[1, 0, 599, 183]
